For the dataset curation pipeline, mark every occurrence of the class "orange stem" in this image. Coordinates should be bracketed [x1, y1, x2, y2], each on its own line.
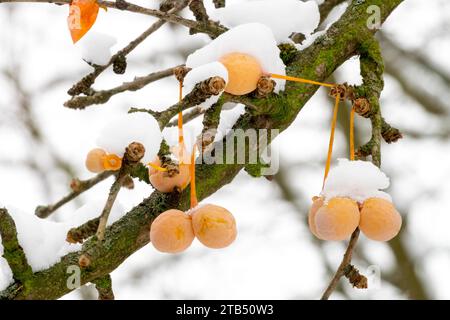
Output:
[190, 145, 198, 209]
[178, 81, 184, 144]
[270, 73, 335, 88]
[323, 94, 340, 188]
[148, 162, 168, 172]
[349, 107, 355, 161]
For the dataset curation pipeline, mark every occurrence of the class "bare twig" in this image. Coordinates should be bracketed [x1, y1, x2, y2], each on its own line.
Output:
[188, 0, 209, 23]
[35, 171, 115, 218]
[95, 175, 125, 241]
[321, 229, 361, 299]
[96, 142, 145, 241]
[64, 66, 178, 109]
[384, 63, 448, 116]
[130, 76, 226, 128]
[67, 217, 100, 244]
[212, 0, 225, 8]
[167, 106, 205, 127]
[380, 32, 450, 88]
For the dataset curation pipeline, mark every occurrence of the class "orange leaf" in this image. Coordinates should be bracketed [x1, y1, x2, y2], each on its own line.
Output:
[67, 0, 100, 44]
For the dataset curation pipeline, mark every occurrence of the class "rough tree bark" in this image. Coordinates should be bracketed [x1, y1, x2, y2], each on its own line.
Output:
[0, 0, 404, 299]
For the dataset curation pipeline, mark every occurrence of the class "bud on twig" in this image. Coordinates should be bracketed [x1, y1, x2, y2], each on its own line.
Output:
[353, 98, 371, 118]
[125, 142, 145, 164]
[173, 66, 191, 82]
[113, 54, 127, 75]
[78, 254, 91, 269]
[255, 75, 276, 98]
[329, 83, 354, 101]
[344, 264, 368, 289]
[204, 76, 226, 95]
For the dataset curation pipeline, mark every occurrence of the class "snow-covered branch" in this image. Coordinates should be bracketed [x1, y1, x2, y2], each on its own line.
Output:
[0, 209, 33, 284]
[129, 75, 226, 128]
[0, 0, 405, 300]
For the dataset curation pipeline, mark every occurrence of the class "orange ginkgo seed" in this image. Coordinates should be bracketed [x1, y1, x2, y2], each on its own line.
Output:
[191, 204, 237, 249]
[314, 197, 360, 241]
[149, 157, 190, 193]
[308, 196, 324, 239]
[85, 148, 106, 173]
[150, 209, 195, 253]
[359, 198, 402, 242]
[219, 52, 263, 95]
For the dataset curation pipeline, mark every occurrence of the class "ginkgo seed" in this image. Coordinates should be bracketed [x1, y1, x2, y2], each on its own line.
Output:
[219, 52, 263, 95]
[191, 204, 237, 249]
[308, 196, 324, 239]
[359, 198, 402, 241]
[313, 197, 360, 241]
[150, 209, 195, 253]
[85, 148, 106, 173]
[149, 157, 190, 193]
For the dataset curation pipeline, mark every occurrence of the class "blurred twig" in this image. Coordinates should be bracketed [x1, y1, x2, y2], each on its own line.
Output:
[35, 171, 115, 218]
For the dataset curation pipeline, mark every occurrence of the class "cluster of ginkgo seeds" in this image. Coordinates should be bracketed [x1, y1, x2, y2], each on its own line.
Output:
[309, 196, 402, 242]
[150, 204, 237, 253]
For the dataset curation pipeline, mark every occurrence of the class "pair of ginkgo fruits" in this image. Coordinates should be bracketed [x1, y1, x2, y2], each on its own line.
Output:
[148, 156, 236, 253]
[308, 196, 402, 242]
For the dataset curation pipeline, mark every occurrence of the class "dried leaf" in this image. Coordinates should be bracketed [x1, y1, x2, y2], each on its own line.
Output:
[67, 0, 100, 43]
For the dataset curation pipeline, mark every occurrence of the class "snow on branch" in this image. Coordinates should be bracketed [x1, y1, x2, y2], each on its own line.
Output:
[0, 0, 405, 300]
[0, 208, 33, 284]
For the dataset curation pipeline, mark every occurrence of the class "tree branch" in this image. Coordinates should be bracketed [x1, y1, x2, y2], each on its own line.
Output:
[92, 274, 114, 300]
[64, 66, 178, 109]
[0, 0, 404, 300]
[321, 229, 360, 299]
[319, 0, 348, 25]
[130, 75, 226, 128]
[96, 142, 145, 241]
[188, 0, 209, 23]
[0, 208, 33, 283]
[167, 106, 205, 127]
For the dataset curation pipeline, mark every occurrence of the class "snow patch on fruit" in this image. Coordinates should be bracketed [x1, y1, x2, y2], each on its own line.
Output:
[183, 62, 228, 110]
[321, 159, 392, 203]
[96, 112, 162, 164]
[210, 0, 320, 43]
[186, 23, 286, 93]
[77, 31, 117, 66]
